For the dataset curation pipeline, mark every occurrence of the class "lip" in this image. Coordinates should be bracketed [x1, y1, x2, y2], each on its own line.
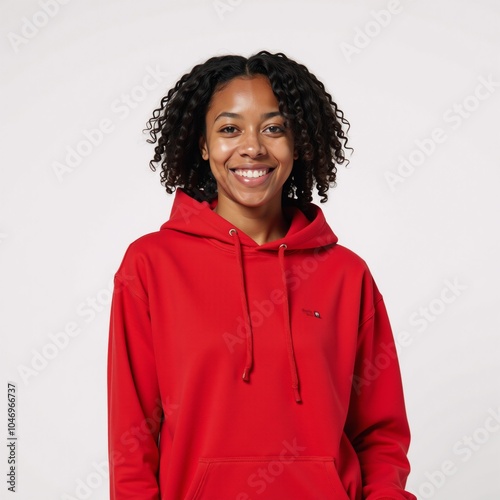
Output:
[229, 163, 275, 171]
[229, 164, 276, 187]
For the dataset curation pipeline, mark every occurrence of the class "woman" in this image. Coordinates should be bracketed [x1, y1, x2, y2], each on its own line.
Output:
[108, 51, 416, 499]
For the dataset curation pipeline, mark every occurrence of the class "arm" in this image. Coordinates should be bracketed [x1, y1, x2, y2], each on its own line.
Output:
[107, 253, 162, 499]
[346, 295, 416, 500]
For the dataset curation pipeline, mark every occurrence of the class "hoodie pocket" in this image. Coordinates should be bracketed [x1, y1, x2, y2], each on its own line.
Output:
[184, 456, 351, 500]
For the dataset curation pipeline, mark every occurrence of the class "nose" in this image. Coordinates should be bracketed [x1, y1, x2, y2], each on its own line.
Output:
[238, 129, 266, 158]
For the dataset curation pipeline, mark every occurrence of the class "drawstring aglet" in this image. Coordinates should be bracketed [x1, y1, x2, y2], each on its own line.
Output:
[293, 386, 302, 404]
[242, 368, 250, 382]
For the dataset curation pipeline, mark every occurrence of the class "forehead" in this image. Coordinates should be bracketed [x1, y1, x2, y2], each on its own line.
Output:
[207, 75, 280, 114]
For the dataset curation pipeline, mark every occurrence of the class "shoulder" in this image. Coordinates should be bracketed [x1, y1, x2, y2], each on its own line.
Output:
[114, 229, 171, 275]
[126, 230, 167, 254]
[112, 229, 177, 299]
[327, 243, 371, 273]
[326, 244, 383, 302]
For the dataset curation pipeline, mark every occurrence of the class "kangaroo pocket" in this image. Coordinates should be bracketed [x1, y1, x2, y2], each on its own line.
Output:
[184, 456, 351, 500]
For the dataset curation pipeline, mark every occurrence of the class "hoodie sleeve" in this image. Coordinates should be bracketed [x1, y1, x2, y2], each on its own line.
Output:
[107, 247, 162, 500]
[345, 281, 416, 500]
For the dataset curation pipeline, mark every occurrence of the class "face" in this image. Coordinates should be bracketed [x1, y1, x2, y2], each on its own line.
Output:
[200, 75, 297, 213]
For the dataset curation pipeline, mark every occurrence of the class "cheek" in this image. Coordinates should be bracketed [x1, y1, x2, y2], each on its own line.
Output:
[275, 141, 296, 165]
[209, 138, 237, 160]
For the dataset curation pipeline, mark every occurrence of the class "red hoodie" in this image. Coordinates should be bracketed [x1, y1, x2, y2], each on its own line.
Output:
[108, 189, 416, 499]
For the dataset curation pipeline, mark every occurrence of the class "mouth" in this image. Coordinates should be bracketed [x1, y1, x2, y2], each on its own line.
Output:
[231, 167, 274, 179]
[228, 165, 276, 187]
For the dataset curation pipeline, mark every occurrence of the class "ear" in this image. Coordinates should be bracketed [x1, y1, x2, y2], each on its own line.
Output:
[293, 148, 299, 160]
[199, 135, 209, 161]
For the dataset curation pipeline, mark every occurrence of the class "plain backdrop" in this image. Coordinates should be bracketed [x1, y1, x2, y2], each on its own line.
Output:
[1, 0, 499, 499]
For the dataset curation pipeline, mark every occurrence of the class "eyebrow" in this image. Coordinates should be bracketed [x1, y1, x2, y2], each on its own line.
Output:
[214, 111, 282, 123]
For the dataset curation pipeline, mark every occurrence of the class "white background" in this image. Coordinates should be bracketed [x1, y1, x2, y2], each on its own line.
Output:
[1, 0, 499, 499]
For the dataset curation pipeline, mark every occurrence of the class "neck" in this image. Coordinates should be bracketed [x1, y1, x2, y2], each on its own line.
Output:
[214, 196, 289, 245]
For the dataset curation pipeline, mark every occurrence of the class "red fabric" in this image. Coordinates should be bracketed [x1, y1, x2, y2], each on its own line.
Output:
[108, 189, 416, 499]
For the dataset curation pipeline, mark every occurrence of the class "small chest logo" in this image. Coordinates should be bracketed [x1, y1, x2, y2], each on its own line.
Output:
[302, 309, 321, 319]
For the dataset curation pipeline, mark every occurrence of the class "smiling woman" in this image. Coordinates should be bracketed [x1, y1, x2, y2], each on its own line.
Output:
[107, 51, 417, 499]
[200, 75, 296, 244]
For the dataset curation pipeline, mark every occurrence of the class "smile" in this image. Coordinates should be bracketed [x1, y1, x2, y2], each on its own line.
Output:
[233, 168, 271, 178]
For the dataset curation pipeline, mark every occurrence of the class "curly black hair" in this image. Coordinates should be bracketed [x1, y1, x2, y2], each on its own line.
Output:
[144, 51, 351, 208]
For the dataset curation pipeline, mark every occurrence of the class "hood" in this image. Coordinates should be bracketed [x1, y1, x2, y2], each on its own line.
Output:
[160, 189, 338, 403]
[161, 189, 338, 250]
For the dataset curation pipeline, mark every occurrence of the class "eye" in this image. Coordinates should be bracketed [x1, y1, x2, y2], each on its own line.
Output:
[219, 125, 238, 134]
[264, 125, 285, 134]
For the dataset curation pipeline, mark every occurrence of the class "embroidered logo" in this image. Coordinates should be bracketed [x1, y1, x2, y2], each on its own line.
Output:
[302, 309, 321, 319]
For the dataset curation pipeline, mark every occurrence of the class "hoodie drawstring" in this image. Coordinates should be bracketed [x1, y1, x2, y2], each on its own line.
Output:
[229, 229, 254, 382]
[278, 244, 302, 403]
[229, 229, 302, 404]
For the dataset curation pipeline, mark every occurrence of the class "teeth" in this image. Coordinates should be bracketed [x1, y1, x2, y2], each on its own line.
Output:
[234, 169, 269, 178]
